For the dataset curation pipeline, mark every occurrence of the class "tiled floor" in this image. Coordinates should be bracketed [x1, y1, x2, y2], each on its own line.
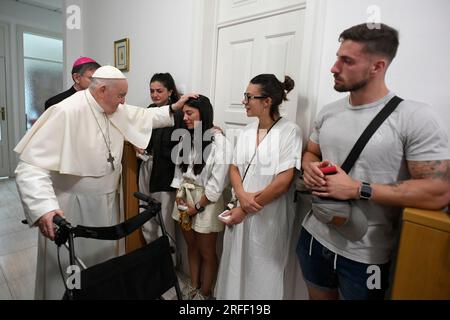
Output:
[0, 178, 37, 300]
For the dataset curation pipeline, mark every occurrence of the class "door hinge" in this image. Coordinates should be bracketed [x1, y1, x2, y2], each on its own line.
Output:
[0, 107, 5, 121]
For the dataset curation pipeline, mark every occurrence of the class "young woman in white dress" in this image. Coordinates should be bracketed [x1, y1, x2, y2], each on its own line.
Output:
[171, 95, 232, 299]
[215, 74, 302, 300]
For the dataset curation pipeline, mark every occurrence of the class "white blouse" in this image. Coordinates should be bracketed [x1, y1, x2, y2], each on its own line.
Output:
[171, 132, 233, 202]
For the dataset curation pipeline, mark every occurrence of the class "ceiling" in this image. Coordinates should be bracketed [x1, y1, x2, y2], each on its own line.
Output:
[15, 0, 63, 12]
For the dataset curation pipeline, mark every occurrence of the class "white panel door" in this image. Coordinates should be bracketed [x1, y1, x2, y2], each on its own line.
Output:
[213, 9, 305, 135]
[218, 0, 305, 24]
[0, 56, 10, 177]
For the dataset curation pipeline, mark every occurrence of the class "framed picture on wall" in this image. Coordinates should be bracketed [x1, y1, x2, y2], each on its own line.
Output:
[114, 38, 129, 71]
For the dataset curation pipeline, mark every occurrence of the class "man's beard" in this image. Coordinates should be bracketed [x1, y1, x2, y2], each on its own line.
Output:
[334, 76, 369, 92]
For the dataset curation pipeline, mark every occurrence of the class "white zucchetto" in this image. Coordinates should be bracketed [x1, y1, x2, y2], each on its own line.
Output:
[92, 65, 126, 79]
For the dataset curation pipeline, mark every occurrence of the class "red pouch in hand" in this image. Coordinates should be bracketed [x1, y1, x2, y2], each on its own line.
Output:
[319, 165, 337, 175]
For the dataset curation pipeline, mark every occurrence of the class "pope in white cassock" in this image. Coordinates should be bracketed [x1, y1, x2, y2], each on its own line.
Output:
[14, 66, 194, 299]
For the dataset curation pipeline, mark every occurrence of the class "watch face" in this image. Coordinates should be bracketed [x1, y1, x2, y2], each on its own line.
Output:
[360, 183, 372, 199]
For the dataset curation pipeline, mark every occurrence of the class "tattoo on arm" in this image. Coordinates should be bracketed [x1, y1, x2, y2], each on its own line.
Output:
[388, 181, 405, 188]
[408, 160, 450, 183]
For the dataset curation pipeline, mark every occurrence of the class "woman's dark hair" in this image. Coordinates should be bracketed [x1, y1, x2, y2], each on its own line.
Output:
[150, 73, 180, 103]
[250, 74, 295, 120]
[179, 95, 214, 176]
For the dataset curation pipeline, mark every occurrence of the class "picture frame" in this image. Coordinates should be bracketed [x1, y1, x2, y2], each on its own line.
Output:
[114, 38, 130, 71]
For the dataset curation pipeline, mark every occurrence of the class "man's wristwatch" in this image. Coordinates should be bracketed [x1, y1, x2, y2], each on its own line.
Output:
[195, 202, 205, 213]
[359, 182, 372, 200]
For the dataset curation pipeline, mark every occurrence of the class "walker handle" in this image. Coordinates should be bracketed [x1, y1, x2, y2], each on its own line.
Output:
[53, 215, 70, 227]
[134, 191, 153, 204]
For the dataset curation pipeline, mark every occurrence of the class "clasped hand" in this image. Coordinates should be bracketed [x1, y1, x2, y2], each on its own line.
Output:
[220, 191, 263, 226]
[236, 190, 263, 213]
[220, 207, 247, 226]
[176, 198, 198, 216]
[303, 160, 360, 200]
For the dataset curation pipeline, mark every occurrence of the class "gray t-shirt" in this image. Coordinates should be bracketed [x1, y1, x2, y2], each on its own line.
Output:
[302, 92, 450, 264]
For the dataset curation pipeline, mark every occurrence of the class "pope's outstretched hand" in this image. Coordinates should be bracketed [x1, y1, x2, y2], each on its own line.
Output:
[172, 93, 199, 111]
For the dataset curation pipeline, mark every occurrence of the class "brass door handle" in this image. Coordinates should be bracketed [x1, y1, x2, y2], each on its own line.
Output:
[0, 107, 5, 121]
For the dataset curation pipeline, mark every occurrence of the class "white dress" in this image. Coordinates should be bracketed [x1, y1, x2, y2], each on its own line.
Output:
[215, 117, 302, 300]
[14, 89, 174, 299]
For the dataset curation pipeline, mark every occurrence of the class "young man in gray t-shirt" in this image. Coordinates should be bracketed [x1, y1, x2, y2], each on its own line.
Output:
[298, 23, 450, 300]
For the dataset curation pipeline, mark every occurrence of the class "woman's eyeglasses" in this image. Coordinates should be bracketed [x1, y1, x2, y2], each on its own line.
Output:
[243, 92, 268, 103]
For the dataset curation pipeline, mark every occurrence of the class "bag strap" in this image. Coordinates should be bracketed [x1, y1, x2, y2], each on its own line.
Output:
[241, 116, 283, 182]
[340, 95, 403, 173]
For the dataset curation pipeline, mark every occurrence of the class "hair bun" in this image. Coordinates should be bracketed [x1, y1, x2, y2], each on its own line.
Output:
[283, 75, 295, 93]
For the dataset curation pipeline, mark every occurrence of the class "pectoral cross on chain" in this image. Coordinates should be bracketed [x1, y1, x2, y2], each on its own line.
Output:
[107, 152, 115, 171]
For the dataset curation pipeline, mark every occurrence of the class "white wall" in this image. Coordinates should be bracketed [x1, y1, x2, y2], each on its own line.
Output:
[0, 0, 62, 175]
[64, 0, 84, 88]
[64, 0, 195, 107]
[314, 0, 450, 140]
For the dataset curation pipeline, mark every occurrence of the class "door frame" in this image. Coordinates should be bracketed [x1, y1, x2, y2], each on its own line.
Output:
[191, 0, 328, 141]
[0, 21, 15, 177]
[0, 56, 10, 177]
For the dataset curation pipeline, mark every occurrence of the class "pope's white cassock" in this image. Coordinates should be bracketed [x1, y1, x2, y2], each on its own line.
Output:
[14, 66, 174, 299]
